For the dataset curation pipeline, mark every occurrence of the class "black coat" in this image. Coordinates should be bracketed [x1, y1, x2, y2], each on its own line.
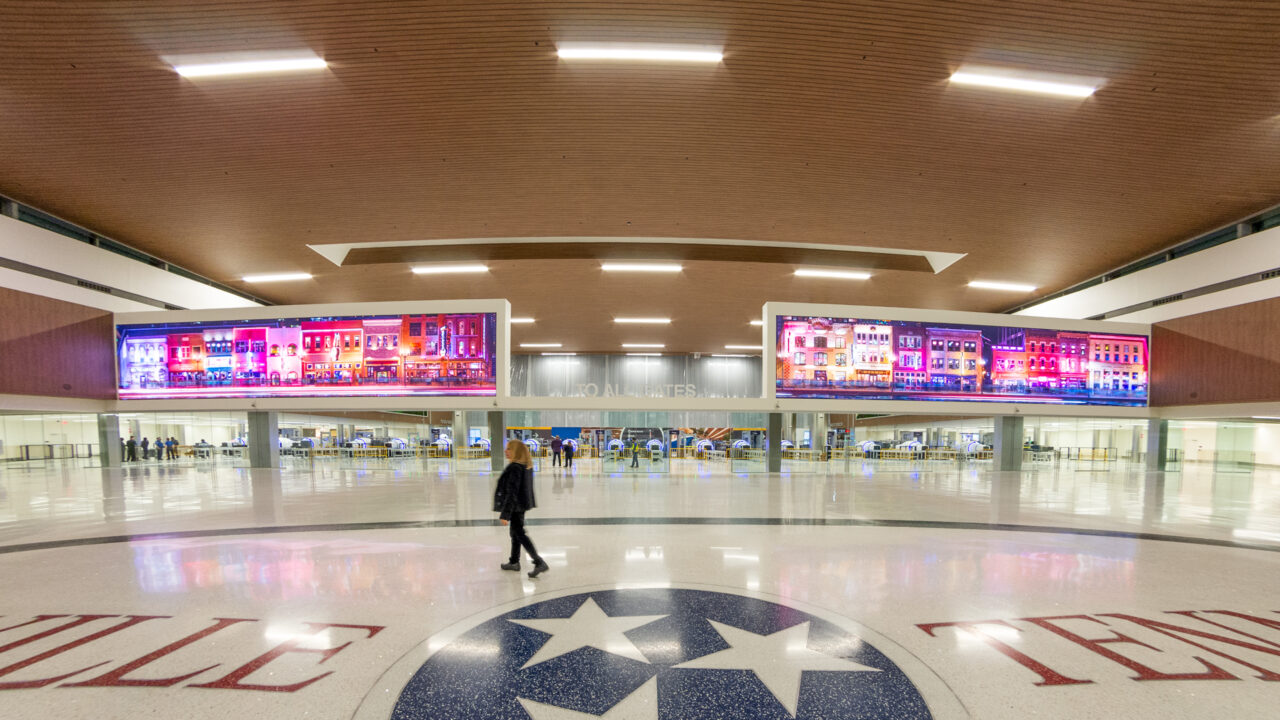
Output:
[493, 462, 536, 520]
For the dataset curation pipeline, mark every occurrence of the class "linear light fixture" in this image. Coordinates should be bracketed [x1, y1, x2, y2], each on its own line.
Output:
[749, 320, 763, 326]
[626, 352, 662, 357]
[622, 343, 665, 349]
[242, 272, 312, 283]
[521, 343, 562, 348]
[557, 43, 723, 63]
[711, 353, 749, 357]
[949, 66, 1103, 98]
[1252, 416, 1280, 420]
[173, 54, 328, 78]
[542, 352, 577, 356]
[794, 268, 872, 280]
[510, 317, 535, 324]
[725, 344, 763, 350]
[969, 280, 1037, 292]
[601, 263, 683, 273]
[615, 317, 672, 324]
[411, 264, 489, 275]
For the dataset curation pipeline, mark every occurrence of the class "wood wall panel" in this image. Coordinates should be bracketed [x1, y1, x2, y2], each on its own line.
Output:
[1151, 297, 1280, 407]
[0, 288, 116, 401]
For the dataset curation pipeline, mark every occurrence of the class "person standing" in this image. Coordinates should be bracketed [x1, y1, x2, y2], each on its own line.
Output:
[140, 437, 150, 461]
[551, 435, 562, 467]
[494, 439, 549, 578]
[125, 436, 137, 462]
[630, 441, 640, 468]
[167, 437, 177, 460]
[563, 440, 575, 469]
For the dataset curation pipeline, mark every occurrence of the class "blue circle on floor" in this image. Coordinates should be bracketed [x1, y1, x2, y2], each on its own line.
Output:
[392, 588, 932, 719]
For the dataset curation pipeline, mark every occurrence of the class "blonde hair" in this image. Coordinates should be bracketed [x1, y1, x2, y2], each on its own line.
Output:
[506, 438, 533, 467]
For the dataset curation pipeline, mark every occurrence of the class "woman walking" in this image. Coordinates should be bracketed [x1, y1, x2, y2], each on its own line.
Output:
[494, 439, 550, 578]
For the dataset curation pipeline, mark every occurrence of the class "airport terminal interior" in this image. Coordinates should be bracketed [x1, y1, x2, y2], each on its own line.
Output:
[2, 3, 1280, 719]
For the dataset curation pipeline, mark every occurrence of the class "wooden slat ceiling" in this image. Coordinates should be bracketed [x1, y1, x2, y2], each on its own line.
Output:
[2, 1, 1279, 353]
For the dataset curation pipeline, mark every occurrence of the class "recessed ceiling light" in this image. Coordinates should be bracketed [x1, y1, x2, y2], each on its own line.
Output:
[411, 264, 489, 275]
[601, 263, 683, 273]
[794, 269, 872, 280]
[725, 344, 763, 350]
[968, 280, 1037, 292]
[615, 317, 672, 324]
[242, 272, 313, 283]
[510, 317, 535, 324]
[949, 66, 1104, 98]
[557, 43, 723, 63]
[749, 320, 763, 326]
[542, 352, 577, 356]
[521, 343, 562, 348]
[172, 54, 328, 78]
[626, 353, 662, 356]
[622, 343, 665, 348]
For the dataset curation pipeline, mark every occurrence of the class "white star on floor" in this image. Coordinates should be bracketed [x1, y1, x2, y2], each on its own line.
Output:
[518, 675, 658, 719]
[508, 597, 667, 668]
[674, 620, 880, 717]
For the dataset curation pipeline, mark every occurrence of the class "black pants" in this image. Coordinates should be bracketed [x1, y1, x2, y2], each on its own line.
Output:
[631, 454, 639, 467]
[508, 511, 542, 564]
[564, 454, 573, 468]
[552, 451, 561, 466]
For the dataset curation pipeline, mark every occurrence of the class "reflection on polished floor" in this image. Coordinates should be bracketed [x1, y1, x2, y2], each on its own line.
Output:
[1, 458, 1278, 719]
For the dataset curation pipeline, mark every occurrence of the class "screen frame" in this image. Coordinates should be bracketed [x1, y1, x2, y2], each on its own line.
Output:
[763, 301, 1152, 416]
[113, 299, 510, 410]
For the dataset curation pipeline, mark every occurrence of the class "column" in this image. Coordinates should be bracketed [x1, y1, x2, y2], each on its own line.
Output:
[1145, 418, 1169, 471]
[767, 412, 783, 473]
[97, 414, 122, 467]
[488, 410, 505, 471]
[451, 411, 467, 458]
[247, 411, 279, 468]
[993, 415, 1024, 472]
[814, 413, 827, 458]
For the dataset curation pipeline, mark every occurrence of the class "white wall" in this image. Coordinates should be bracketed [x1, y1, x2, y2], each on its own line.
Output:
[0, 214, 260, 311]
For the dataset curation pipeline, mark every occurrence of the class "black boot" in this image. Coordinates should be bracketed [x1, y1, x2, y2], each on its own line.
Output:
[500, 561, 520, 571]
[528, 560, 550, 578]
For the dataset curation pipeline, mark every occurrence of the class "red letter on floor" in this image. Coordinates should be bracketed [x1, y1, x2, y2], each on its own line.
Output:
[917, 619, 1092, 686]
[1098, 613, 1280, 681]
[62, 617, 258, 688]
[1020, 615, 1238, 681]
[0, 615, 168, 689]
[188, 622, 384, 693]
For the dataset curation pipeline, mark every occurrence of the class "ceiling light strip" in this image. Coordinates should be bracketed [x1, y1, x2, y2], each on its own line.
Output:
[242, 272, 312, 283]
[174, 57, 328, 78]
[557, 44, 723, 63]
[411, 264, 489, 275]
[794, 268, 872, 280]
[949, 67, 1102, 98]
[969, 280, 1037, 292]
[601, 263, 683, 273]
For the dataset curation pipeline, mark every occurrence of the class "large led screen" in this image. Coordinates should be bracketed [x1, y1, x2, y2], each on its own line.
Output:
[776, 315, 1149, 406]
[118, 312, 498, 399]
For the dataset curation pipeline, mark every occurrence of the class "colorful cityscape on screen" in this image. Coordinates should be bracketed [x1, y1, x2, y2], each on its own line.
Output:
[776, 316, 1149, 406]
[117, 313, 497, 399]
